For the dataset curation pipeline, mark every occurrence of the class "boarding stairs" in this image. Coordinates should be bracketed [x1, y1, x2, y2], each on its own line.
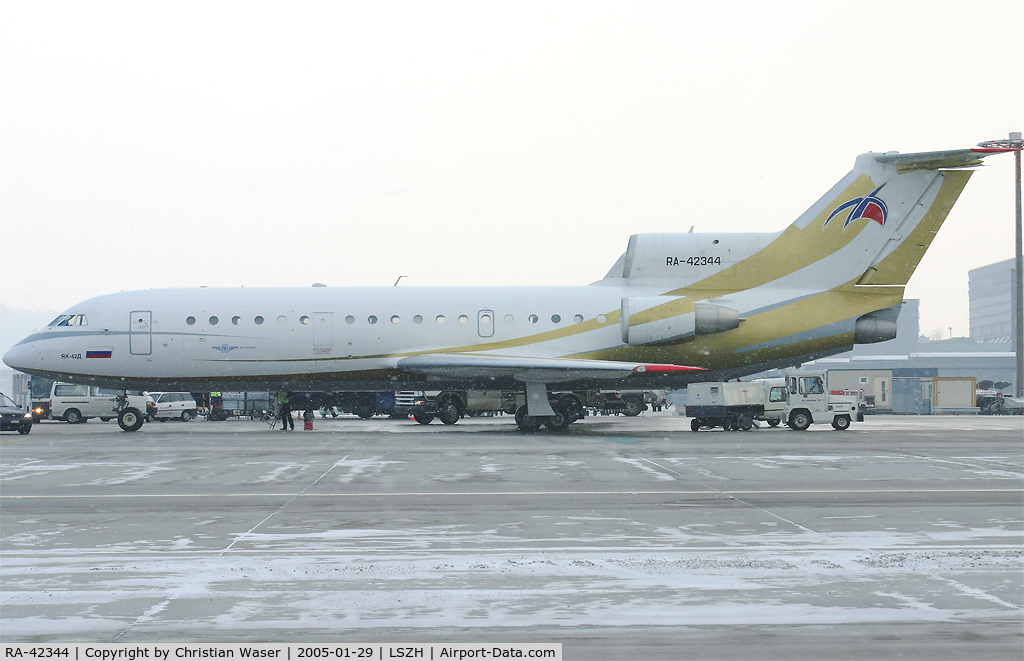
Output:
[262, 397, 281, 429]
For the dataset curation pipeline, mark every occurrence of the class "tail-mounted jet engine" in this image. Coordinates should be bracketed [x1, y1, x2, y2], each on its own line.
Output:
[621, 297, 740, 346]
[853, 305, 901, 344]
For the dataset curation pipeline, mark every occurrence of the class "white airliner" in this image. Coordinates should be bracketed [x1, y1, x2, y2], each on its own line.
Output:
[4, 144, 1016, 431]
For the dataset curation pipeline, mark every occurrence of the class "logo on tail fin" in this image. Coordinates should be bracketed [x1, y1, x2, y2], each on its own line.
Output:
[824, 183, 888, 229]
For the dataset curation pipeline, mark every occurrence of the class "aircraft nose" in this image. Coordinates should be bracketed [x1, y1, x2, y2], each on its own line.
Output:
[2, 341, 37, 372]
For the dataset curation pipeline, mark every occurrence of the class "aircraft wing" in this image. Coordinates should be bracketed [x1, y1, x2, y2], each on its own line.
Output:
[396, 353, 702, 383]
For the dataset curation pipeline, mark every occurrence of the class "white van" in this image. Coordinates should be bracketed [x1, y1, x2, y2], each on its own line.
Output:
[49, 383, 154, 423]
[149, 392, 198, 422]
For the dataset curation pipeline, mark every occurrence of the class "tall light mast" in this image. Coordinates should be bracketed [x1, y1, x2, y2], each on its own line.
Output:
[977, 133, 1023, 395]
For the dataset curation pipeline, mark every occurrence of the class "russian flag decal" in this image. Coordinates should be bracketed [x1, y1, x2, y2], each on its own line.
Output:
[87, 349, 112, 358]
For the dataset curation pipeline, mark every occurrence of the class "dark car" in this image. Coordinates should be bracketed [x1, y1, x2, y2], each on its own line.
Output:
[1, 392, 33, 435]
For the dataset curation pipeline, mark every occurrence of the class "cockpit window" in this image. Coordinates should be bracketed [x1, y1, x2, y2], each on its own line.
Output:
[49, 314, 88, 327]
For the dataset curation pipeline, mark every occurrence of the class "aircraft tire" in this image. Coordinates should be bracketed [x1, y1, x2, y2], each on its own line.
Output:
[544, 410, 570, 431]
[118, 408, 145, 432]
[558, 395, 584, 422]
[514, 406, 541, 432]
[831, 414, 851, 431]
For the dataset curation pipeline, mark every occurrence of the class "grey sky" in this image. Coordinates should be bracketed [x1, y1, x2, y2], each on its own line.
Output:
[2, 0, 1021, 356]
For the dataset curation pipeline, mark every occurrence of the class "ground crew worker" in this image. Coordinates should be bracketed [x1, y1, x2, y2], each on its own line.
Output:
[210, 391, 223, 420]
[277, 391, 294, 430]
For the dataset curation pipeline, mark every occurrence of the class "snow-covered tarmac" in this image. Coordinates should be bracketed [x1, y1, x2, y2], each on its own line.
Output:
[1, 413, 1021, 659]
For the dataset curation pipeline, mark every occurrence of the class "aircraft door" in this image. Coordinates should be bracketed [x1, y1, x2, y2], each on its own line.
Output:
[478, 310, 494, 338]
[129, 311, 152, 355]
[313, 312, 333, 348]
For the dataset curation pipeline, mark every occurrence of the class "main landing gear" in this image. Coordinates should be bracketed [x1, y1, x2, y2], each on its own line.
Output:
[514, 393, 584, 432]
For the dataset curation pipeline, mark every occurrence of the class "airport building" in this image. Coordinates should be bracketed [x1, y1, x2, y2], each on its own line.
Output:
[969, 258, 1017, 344]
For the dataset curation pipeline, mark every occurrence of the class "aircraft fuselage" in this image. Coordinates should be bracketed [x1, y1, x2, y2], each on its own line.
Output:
[4, 281, 890, 392]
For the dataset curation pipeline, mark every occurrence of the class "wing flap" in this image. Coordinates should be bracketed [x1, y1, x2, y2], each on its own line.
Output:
[397, 353, 702, 383]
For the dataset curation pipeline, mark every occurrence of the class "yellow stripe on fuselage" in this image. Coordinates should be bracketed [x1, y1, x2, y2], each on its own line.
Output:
[665, 174, 879, 296]
[627, 297, 696, 327]
[575, 278, 904, 371]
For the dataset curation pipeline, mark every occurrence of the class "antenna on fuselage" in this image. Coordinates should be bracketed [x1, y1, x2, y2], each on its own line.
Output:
[394, 275, 408, 287]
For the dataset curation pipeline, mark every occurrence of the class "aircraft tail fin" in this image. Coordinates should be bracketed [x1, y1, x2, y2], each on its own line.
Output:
[603, 146, 1012, 294]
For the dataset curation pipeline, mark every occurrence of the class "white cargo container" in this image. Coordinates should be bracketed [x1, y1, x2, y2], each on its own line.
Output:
[685, 379, 786, 431]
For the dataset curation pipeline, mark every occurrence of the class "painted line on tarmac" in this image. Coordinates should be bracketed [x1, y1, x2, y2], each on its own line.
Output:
[1, 488, 1021, 499]
[640, 456, 819, 533]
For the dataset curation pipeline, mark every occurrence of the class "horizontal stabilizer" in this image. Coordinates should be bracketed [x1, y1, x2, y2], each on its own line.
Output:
[874, 148, 1011, 173]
